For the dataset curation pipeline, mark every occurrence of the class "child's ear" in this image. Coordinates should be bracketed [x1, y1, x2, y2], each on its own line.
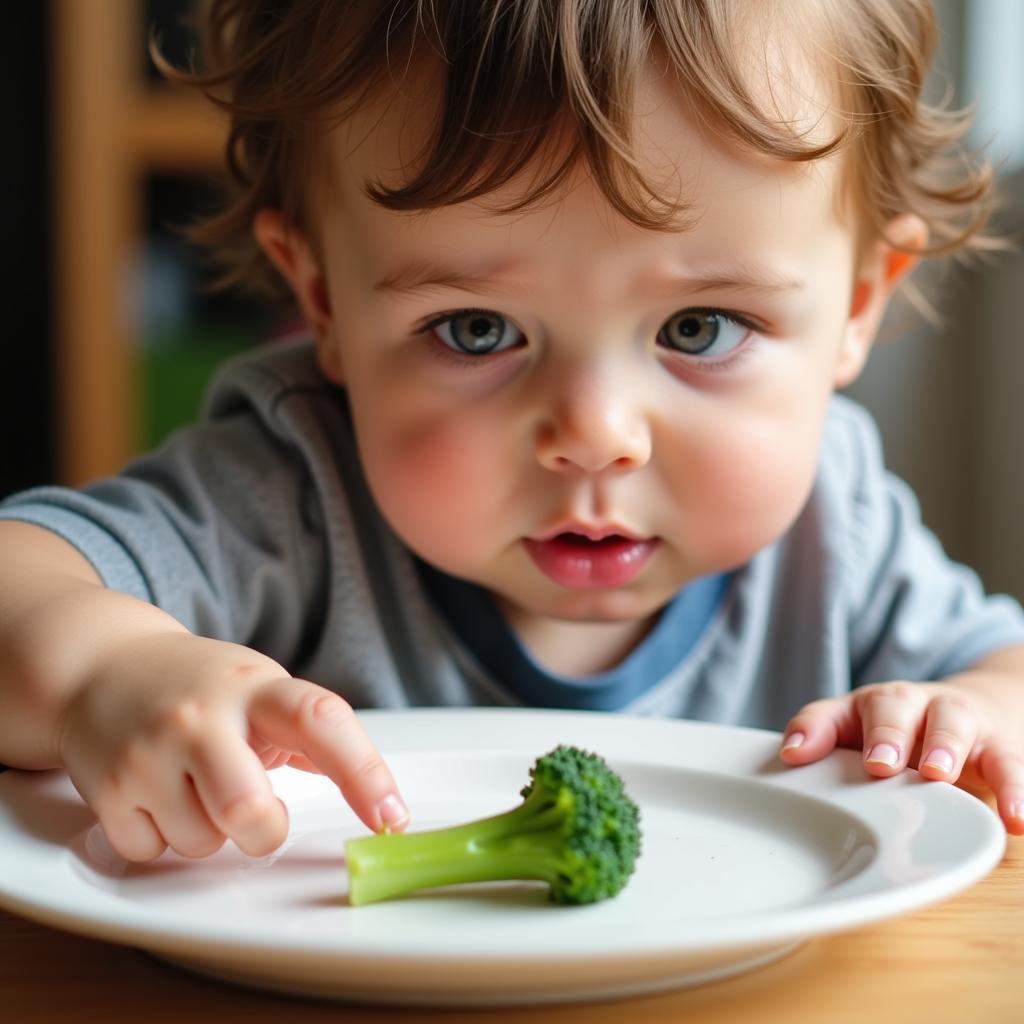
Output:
[253, 208, 344, 384]
[833, 213, 927, 389]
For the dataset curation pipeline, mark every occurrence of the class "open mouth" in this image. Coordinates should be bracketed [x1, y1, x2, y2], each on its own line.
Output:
[522, 532, 659, 589]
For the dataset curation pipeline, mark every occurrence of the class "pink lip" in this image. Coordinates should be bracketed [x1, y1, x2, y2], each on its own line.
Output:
[534, 522, 645, 543]
[523, 532, 659, 589]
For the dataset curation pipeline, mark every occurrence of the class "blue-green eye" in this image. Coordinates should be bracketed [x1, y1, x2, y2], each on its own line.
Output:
[657, 310, 749, 357]
[432, 311, 523, 354]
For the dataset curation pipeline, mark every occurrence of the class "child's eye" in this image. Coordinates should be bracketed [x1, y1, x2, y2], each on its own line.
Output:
[656, 309, 751, 358]
[429, 310, 524, 355]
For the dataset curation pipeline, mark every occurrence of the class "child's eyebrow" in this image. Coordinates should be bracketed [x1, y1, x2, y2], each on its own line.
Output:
[372, 258, 523, 298]
[655, 266, 807, 298]
[372, 259, 805, 299]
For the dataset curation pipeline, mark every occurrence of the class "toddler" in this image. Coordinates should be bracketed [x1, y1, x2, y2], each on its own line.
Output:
[1, 0, 1022, 862]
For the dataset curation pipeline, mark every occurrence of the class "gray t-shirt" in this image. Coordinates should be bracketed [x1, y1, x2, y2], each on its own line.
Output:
[3, 338, 1022, 731]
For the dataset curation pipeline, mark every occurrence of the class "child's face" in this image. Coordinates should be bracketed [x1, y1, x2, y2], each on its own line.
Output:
[260, 60, 906, 635]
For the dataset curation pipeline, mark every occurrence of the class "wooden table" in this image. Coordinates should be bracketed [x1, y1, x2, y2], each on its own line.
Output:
[3, 831, 1020, 1024]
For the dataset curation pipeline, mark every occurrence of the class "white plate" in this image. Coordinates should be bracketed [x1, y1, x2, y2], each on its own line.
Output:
[0, 708, 1006, 1006]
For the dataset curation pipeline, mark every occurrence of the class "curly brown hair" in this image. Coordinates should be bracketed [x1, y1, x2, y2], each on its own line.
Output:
[158, 0, 996, 303]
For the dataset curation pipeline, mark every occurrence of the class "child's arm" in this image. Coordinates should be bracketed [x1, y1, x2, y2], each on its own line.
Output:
[780, 646, 1024, 834]
[0, 521, 409, 860]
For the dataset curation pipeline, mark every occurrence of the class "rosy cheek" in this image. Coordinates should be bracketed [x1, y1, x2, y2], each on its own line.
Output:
[358, 414, 507, 563]
[677, 417, 822, 566]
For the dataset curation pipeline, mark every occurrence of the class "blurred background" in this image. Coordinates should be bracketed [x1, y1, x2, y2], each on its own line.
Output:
[2, 1, 1022, 602]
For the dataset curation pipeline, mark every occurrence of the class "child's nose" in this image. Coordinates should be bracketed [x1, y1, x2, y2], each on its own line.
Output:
[533, 371, 652, 475]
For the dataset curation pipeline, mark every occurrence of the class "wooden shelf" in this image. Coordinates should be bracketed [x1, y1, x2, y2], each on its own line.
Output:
[52, 0, 227, 485]
[124, 90, 226, 171]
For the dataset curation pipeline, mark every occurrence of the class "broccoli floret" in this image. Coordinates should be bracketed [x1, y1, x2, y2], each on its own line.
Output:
[345, 745, 642, 906]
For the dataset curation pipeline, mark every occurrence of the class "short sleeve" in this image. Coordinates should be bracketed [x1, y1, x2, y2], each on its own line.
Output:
[833, 399, 1024, 684]
[0, 401, 327, 665]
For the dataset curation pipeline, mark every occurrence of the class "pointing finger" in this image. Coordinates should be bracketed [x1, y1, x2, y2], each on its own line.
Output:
[247, 678, 410, 835]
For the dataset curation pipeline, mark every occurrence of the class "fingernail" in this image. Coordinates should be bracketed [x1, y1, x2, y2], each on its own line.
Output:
[1011, 800, 1024, 821]
[866, 742, 900, 767]
[782, 732, 805, 751]
[922, 748, 955, 774]
[376, 793, 410, 833]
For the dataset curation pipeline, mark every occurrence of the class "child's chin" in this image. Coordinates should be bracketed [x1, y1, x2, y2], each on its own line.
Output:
[528, 587, 669, 624]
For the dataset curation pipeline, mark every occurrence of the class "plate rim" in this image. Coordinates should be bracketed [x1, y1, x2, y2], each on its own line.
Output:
[0, 708, 1007, 965]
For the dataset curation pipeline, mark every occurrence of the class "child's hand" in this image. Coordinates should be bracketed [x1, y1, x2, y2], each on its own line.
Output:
[780, 680, 1024, 834]
[56, 632, 409, 861]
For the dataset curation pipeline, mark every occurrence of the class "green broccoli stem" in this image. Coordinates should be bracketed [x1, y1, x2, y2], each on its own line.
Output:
[346, 788, 567, 906]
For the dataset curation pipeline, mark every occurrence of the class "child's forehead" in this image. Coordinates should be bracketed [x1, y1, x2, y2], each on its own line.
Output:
[321, 31, 848, 253]
[318, 110, 852, 316]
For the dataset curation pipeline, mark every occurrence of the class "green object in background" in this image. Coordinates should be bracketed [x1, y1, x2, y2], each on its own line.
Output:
[141, 327, 258, 448]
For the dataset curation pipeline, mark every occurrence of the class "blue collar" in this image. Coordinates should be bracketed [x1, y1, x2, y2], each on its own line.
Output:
[414, 560, 730, 710]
